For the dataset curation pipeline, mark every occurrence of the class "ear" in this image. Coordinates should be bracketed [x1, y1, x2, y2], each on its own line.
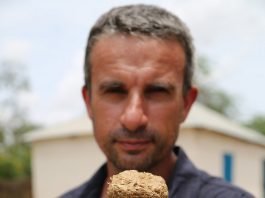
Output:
[82, 85, 93, 119]
[181, 87, 198, 122]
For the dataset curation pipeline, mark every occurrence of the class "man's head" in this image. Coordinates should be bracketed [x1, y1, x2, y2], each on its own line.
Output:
[84, 4, 195, 96]
[82, 4, 197, 174]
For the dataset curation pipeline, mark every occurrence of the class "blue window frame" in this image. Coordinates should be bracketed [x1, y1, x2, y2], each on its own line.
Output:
[223, 153, 233, 183]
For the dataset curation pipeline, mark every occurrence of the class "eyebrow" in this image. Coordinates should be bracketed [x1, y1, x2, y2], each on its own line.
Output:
[98, 80, 176, 93]
[98, 80, 125, 92]
[145, 82, 176, 93]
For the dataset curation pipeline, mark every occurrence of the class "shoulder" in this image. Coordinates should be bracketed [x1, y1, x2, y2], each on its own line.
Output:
[196, 172, 254, 198]
[170, 147, 254, 198]
[59, 182, 88, 198]
[170, 168, 254, 198]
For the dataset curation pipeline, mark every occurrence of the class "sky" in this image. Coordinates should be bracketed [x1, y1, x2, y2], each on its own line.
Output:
[0, 0, 264, 126]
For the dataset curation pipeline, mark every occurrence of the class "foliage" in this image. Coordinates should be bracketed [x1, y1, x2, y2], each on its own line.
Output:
[0, 144, 31, 180]
[0, 60, 31, 145]
[194, 56, 238, 118]
[0, 60, 38, 180]
[0, 126, 4, 143]
[194, 56, 265, 136]
[245, 115, 265, 135]
[0, 120, 36, 180]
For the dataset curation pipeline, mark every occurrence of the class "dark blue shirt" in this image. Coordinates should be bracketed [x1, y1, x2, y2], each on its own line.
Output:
[60, 147, 254, 198]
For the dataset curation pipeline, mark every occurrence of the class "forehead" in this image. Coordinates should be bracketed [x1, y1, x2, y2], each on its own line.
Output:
[90, 34, 186, 82]
[91, 34, 185, 66]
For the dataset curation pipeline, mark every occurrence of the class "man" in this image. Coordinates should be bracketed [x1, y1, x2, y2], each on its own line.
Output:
[61, 4, 253, 198]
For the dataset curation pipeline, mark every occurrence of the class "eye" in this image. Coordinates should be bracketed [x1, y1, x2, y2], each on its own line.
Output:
[105, 87, 127, 95]
[144, 84, 174, 101]
[146, 86, 169, 93]
[145, 85, 170, 94]
[100, 86, 127, 103]
[99, 81, 128, 103]
[99, 81, 127, 95]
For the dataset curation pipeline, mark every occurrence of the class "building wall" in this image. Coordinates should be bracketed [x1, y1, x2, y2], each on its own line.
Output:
[31, 135, 105, 198]
[178, 128, 265, 198]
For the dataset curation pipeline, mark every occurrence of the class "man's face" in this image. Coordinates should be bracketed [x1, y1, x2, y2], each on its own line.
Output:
[83, 34, 197, 172]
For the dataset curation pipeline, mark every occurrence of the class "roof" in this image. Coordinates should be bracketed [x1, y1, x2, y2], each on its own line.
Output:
[24, 103, 265, 146]
[185, 103, 265, 146]
[24, 116, 93, 142]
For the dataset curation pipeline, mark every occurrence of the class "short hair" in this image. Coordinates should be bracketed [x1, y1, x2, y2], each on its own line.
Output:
[84, 4, 195, 95]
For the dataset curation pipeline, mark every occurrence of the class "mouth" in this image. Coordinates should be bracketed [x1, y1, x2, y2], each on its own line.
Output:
[115, 139, 151, 152]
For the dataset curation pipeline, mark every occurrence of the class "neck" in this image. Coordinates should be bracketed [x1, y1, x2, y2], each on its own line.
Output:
[148, 151, 177, 184]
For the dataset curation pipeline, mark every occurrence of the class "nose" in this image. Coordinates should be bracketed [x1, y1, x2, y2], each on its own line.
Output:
[120, 93, 148, 132]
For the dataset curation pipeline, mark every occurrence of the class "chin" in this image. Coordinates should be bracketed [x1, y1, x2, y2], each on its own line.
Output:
[111, 153, 156, 172]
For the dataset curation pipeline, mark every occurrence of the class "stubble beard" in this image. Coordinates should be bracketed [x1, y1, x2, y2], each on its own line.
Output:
[102, 127, 176, 172]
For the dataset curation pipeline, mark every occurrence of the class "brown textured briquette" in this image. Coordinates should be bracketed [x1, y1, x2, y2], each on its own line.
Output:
[107, 170, 168, 198]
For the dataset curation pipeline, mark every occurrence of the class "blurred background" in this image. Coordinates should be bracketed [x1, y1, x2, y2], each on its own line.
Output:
[0, 0, 264, 197]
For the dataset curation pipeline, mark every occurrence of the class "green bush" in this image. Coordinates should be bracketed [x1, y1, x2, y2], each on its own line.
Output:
[0, 144, 31, 180]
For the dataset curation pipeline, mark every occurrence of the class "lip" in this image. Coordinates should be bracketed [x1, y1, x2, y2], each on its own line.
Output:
[116, 139, 151, 151]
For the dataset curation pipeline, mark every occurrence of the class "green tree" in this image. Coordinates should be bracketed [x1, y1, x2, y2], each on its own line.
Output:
[245, 115, 265, 136]
[194, 57, 265, 136]
[194, 56, 238, 118]
[0, 144, 31, 180]
[0, 60, 30, 145]
[0, 59, 38, 180]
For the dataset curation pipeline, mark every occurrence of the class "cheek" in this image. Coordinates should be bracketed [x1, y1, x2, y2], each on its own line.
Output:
[148, 102, 182, 141]
[149, 102, 182, 124]
[92, 114, 113, 153]
[92, 100, 123, 136]
[95, 102, 123, 124]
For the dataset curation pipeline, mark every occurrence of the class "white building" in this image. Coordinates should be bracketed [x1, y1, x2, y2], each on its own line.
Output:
[25, 103, 265, 198]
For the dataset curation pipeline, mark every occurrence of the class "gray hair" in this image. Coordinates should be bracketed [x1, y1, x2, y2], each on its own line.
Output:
[84, 4, 195, 95]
